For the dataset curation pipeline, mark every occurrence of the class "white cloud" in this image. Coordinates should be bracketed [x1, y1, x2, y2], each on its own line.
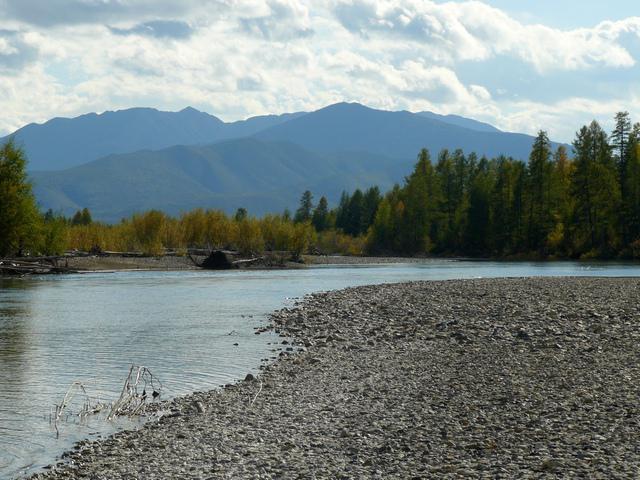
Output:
[239, 0, 314, 40]
[0, 0, 222, 27]
[0, 0, 638, 143]
[496, 95, 640, 142]
[332, 0, 640, 72]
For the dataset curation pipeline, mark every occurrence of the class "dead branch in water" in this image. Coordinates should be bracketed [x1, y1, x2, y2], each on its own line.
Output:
[50, 381, 108, 438]
[50, 365, 163, 436]
[107, 365, 163, 420]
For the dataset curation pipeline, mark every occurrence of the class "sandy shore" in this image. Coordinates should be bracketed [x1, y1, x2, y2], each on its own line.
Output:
[303, 254, 440, 265]
[64, 255, 199, 271]
[30, 277, 640, 479]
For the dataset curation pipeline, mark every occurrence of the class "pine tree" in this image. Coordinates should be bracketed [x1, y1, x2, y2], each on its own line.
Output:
[362, 186, 382, 231]
[335, 191, 350, 232]
[81, 208, 92, 225]
[571, 121, 620, 255]
[525, 131, 554, 251]
[346, 189, 365, 235]
[311, 196, 329, 232]
[612, 112, 633, 243]
[234, 207, 248, 222]
[490, 157, 525, 254]
[611, 111, 632, 184]
[294, 190, 314, 223]
[464, 157, 493, 255]
[435, 149, 456, 249]
[546, 146, 574, 254]
[401, 149, 442, 253]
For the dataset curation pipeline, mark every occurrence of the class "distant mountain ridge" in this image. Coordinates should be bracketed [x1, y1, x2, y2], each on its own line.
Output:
[5, 102, 572, 221]
[254, 103, 556, 161]
[31, 138, 410, 222]
[4, 103, 535, 171]
[4, 107, 306, 171]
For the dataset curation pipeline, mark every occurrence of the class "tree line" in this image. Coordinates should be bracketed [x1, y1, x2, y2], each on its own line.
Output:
[2, 112, 639, 260]
[366, 112, 640, 259]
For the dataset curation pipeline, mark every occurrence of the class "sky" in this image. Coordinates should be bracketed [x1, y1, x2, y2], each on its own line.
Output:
[1, 1, 639, 142]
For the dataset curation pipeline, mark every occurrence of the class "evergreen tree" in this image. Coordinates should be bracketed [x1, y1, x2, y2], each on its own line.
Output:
[571, 121, 620, 255]
[525, 131, 554, 251]
[346, 189, 365, 235]
[72, 207, 93, 225]
[81, 208, 92, 225]
[311, 196, 329, 232]
[490, 157, 525, 254]
[611, 112, 633, 243]
[294, 190, 314, 223]
[546, 146, 574, 254]
[401, 149, 442, 253]
[464, 157, 493, 254]
[611, 111, 632, 184]
[71, 210, 83, 225]
[335, 191, 351, 232]
[435, 149, 456, 249]
[362, 186, 382, 231]
[234, 207, 248, 222]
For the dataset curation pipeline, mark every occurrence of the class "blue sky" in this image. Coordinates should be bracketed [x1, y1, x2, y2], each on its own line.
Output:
[455, 1, 638, 28]
[1, 0, 639, 142]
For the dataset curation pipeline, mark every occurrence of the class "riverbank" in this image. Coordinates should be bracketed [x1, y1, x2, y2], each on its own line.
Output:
[30, 277, 640, 478]
[63, 254, 307, 272]
[56, 254, 437, 272]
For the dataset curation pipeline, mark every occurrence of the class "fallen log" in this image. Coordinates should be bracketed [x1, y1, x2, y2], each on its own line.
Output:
[232, 257, 263, 267]
[0, 259, 78, 275]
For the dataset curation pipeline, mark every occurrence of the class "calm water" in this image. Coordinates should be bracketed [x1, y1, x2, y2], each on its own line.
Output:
[1, 259, 639, 478]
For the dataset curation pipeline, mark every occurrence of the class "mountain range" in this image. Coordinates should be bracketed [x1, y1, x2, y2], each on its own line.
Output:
[2, 102, 568, 221]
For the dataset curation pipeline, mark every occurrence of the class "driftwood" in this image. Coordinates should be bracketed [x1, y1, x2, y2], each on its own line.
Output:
[50, 364, 162, 437]
[0, 257, 78, 276]
[232, 257, 263, 267]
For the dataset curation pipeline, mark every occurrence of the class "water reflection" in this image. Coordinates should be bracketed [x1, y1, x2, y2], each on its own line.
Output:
[0, 279, 36, 388]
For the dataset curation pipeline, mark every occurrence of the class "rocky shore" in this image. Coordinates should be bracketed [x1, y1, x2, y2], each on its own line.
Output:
[31, 277, 640, 479]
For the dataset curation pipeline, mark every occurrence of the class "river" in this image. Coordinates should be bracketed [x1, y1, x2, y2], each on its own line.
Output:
[1, 259, 639, 478]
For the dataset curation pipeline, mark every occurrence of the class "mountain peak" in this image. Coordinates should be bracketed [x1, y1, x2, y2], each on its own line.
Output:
[320, 101, 373, 112]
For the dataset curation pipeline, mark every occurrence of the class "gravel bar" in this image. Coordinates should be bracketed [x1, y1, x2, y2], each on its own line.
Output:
[31, 277, 640, 479]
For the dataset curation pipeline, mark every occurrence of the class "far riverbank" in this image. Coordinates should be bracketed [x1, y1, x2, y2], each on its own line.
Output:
[58, 254, 439, 271]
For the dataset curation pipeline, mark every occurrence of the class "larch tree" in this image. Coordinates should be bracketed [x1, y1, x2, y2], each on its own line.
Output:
[611, 112, 632, 243]
[571, 121, 620, 255]
[401, 149, 442, 253]
[0, 140, 41, 256]
[525, 130, 554, 251]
